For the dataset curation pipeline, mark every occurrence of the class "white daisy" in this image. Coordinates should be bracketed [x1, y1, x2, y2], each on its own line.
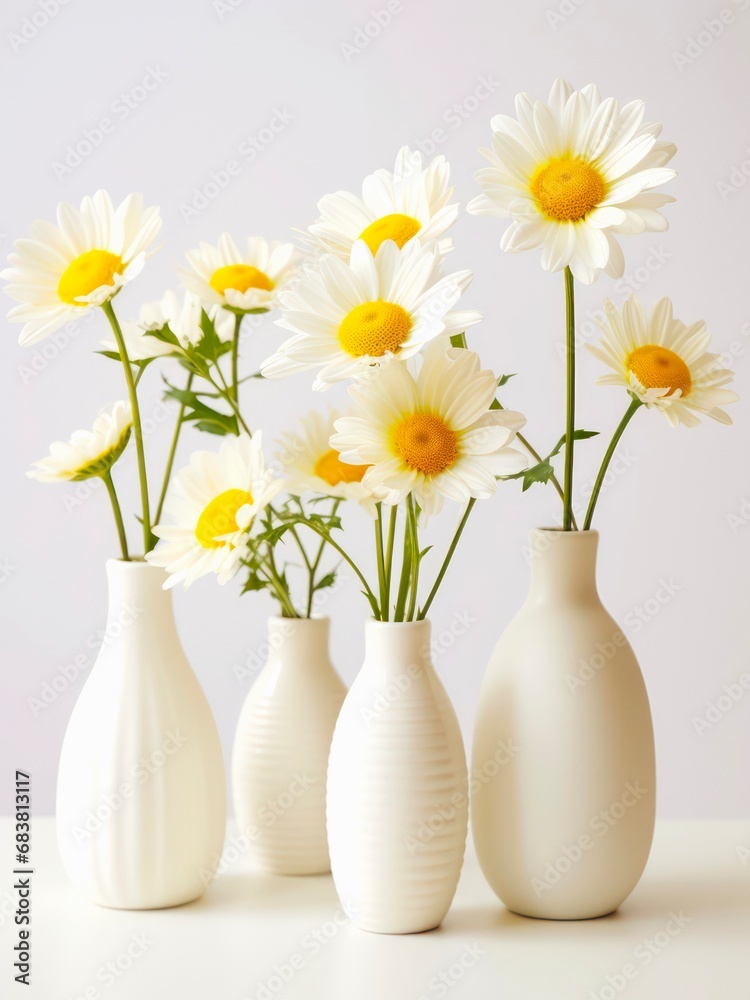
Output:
[275, 408, 379, 513]
[27, 401, 132, 483]
[179, 234, 298, 313]
[146, 432, 283, 589]
[587, 295, 738, 427]
[468, 79, 677, 284]
[3, 190, 161, 345]
[261, 239, 482, 391]
[330, 343, 527, 518]
[305, 145, 458, 259]
[105, 290, 234, 362]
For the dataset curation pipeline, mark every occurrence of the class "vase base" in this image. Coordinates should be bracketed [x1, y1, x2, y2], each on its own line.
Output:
[505, 904, 618, 921]
[89, 889, 209, 911]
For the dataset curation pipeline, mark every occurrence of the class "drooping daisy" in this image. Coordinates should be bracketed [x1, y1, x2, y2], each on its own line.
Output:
[330, 343, 527, 517]
[468, 79, 677, 284]
[27, 401, 132, 483]
[147, 432, 283, 589]
[275, 408, 379, 513]
[261, 239, 482, 390]
[3, 191, 162, 345]
[179, 234, 298, 313]
[587, 296, 738, 427]
[305, 146, 459, 259]
[105, 290, 234, 361]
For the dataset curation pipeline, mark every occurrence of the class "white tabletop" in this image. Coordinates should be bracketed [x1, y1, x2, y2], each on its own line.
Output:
[1, 819, 748, 999]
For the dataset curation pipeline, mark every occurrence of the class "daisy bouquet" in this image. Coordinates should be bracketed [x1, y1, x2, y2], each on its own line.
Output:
[469, 79, 737, 528]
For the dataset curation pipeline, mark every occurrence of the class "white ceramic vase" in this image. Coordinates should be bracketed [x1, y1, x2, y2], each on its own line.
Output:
[56, 560, 226, 909]
[327, 619, 468, 934]
[472, 529, 655, 919]
[231, 616, 346, 875]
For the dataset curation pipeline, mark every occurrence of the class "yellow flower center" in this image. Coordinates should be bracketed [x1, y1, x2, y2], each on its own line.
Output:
[391, 413, 458, 476]
[337, 300, 412, 358]
[530, 157, 606, 222]
[195, 489, 253, 548]
[209, 265, 274, 296]
[626, 345, 692, 397]
[314, 448, 370, 487]
[359, 213, 422, 254]
[57, 250, 124, 305]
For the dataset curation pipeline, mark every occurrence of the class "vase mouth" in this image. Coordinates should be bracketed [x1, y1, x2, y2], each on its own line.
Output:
[366, 618, 430, 629]
[532, 527, 599, 539]
[267, 614, 330, 626]
[106, 557, 166, 572]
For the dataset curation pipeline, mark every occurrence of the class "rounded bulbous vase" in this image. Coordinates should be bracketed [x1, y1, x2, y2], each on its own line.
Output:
[472, 529, 655, 920]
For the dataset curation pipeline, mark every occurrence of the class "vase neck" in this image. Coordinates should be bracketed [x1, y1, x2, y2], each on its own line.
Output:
[363, 620, 432, 679]
[526, 530, 600, 604]
[105, 559, 176, 633]
[266, 616, 331, 668]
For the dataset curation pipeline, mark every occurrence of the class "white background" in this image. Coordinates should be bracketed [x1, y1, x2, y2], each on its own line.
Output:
[1, 0, 749, 819]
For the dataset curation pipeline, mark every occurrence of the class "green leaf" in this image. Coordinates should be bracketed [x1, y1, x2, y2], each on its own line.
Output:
[144, 322, 181, 348]
[313, 571, 337, 592]
[497, 373, 516, 388]
[548, 428, 600, 460]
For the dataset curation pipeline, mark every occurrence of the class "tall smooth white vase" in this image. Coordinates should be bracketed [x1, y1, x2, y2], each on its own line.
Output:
[231, 616, 346, 875]
[327, 619, 468, 934]
[472, 529, 655, 919]
[56, 560, 226, 909]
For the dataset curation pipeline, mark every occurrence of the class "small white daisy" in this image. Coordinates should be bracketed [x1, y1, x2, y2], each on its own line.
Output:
[261, 239, 482, 391]
[105, 290, 234, 362]
[468, 79, 677, 284]
[275, 408, 379, 514]
[147, 432, 283, 589]
[587, 295, 738, 427]
[3, 190, 161, 345]
[179, 234, 298, 313]
[27, 401, 132, 483]
[331, 342, 527, 518]
[305, 146, 458, 259]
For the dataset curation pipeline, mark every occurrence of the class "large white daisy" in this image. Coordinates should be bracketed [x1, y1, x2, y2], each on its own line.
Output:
[305, 145, 458, 259]
[179, 234, 298, 313]
[3, 190, 162, 345]
[261, 239, 482, 390]
[147, 432, 283, 589]
[105, 290, 234, 362]
[275, 408, 379, 513]
[27, 401, 132, 483]
[330, 343, 527, 517]
[587, 296, 738, 427]
[468, 79, 677, 284]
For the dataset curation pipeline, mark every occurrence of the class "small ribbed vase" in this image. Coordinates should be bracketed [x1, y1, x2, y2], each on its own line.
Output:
[56, 560, 226, 909]
[472, 529, 656, 919]
[232, 616, 346, 875]
[327, 619, 468, 934]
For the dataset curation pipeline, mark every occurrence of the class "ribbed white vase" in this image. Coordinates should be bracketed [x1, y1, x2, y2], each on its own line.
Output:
[327, 619, 468, 934]
[56, 560, 226, 909]
[231, 616, 346, 875]
[472, 529, 656, 919]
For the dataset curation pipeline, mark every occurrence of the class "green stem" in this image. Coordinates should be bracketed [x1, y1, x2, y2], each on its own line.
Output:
[563, 266, 576, 532]
[230, 312, 243, 402]
[305, 499, 339, 618]
[393, 503, 412, 622]
[265, 543, 299, 618]
[383, 505, 397, 620]
[418, 498, 476, 620]
[102, 471, 130, 561]
[406, 495, 420, 622]
[583, 396, 642, 531]
[154, 371, 193, 526]
[375, 504, 388, 621]
[294, 519, 380, 619]
[208, 368, 252, 436]
[102, 300, 154, 553]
